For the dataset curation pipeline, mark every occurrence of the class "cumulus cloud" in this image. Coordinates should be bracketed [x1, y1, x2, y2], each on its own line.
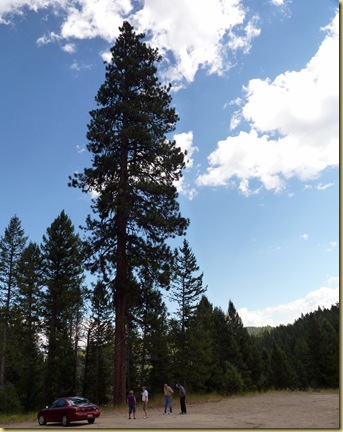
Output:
[133, 0, 259, 84]
[197, 12, 338, 195]
[174, 131, 198, 169]
[174, 131, 198, 200]
[238, 280, 339, 327]
[0, 0, 262, 85]
[59, 0, 132, 41]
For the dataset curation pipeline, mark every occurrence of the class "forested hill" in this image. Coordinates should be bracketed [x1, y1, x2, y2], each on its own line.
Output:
[247, 325, 273, 335]
[250, 303, 339, 390]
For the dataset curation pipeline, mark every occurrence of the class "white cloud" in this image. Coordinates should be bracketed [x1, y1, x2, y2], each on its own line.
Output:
[174, 131, 198, 169]
[0, 0, 262, 86]
[70, 60, 92, 71]
[238, 281, 339, 327]
[317, 182, 334, 191]
[133, 0, 250, 83]
[76, 144, 85, 153]
[37, 31, 61, 46]
[174, 131, 198, 199]
[62, 42, 76, 53]
[60, 0, 132, 41]
[300, 234, 309, 241]
[323, 241, 337, 253]
[227, 15, 260, 54]
[197, 12, 339, 195]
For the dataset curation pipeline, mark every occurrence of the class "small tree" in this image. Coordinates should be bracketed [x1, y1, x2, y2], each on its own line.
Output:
[170, 239, 206, 333]
[169, 239, 206, 382]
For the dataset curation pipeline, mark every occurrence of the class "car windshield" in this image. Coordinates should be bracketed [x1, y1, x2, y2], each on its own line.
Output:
[68, 397, 91, 406]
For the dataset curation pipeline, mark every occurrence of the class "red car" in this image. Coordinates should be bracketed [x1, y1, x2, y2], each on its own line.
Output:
[37, 396, 100, 427]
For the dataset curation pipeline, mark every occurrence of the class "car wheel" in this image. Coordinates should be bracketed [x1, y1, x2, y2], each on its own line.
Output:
[87, 418, 95, 424]
[38, 415, 46, 426]
[62, 415, 70, 427]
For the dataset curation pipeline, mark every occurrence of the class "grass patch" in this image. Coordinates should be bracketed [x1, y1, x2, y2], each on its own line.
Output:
[0, 412, 36, 424]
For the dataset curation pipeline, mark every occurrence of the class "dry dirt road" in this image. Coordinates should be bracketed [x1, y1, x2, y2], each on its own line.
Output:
[0, 390, 339, 429]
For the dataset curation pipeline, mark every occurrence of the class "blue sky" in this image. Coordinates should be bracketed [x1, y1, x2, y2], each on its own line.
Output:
[0, 0, 339, 326]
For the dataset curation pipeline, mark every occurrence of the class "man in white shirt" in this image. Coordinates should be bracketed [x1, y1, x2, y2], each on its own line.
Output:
[141, 386, 148, 418]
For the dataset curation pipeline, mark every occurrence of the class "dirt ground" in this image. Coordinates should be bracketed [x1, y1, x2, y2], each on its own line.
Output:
[0, 390, 340, 429]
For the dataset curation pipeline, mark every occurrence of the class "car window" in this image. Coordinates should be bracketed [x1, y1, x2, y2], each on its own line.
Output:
[50, 400, 60, 408]
[69, 397, 90, 405]
[56, 399, 67, 407]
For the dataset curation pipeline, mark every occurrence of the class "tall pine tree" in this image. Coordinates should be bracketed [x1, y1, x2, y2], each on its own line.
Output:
[69, 21, 188, 404]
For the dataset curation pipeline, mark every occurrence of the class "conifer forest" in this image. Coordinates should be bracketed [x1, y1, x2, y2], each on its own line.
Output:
[0, 22, 339, 413]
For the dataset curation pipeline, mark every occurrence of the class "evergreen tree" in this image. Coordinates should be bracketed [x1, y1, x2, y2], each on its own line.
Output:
[169, 239, 206, 382]
[211, 306, 241, 393]
[293, 336, 310, 389]
[40, 211, 85, 404]
[270, 341, 298, 389]
[187, 296, 215, 392]
[14, 242, 44, 410]
[226, 300, 262, 390]
[83, 280, 114, 404]
[134, 269, 171, 393]
[69, 21, 188, 404]
[170, 239, 206, 333]
[0, 215, 27, 390]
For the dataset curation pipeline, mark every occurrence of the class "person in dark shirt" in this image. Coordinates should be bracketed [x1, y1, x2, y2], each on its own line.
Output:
[127, 390, 136, 419]
[176, 383, 187, 414]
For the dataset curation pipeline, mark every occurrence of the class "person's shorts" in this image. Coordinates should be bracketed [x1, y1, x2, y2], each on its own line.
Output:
[143, 400, 148, 410]
[129, 406, 136, 414]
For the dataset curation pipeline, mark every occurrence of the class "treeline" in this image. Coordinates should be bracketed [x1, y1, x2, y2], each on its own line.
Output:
[0, 214, 339, 414]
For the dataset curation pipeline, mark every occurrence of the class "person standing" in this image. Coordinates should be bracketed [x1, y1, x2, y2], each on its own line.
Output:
[163, 383, 174, 414]
[141, 386, 148, 418]
[127, 390, 136, 419]
[176, 383, 187, 414]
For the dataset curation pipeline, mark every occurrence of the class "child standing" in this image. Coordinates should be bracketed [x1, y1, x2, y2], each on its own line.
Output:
[127, 390, 136, 419]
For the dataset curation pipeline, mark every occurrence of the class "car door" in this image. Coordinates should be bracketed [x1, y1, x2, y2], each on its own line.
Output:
[48, 399, 61, 422]
[55, 398, 68, 421]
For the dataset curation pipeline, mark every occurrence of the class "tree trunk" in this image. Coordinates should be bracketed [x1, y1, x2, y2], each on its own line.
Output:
[113, 156, 128, 404]
[113, 259, 127, 405]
